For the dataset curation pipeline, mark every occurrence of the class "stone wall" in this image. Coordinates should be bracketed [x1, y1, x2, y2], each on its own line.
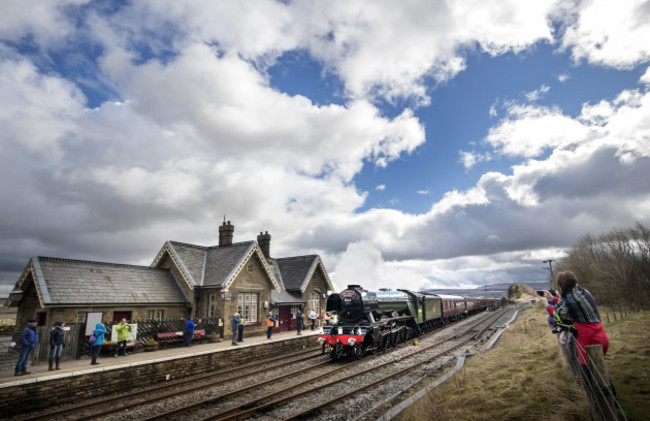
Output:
[0, 335, 317, 417]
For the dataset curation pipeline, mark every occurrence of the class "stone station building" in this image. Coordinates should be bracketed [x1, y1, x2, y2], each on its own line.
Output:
[6, 221, 334, 337]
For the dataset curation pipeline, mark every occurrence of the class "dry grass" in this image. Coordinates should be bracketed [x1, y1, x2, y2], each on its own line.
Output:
[399, 304, 593, 421]
[602, 310, 650, 421]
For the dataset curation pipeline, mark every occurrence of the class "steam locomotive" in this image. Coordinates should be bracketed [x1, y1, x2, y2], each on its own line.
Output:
[317, 285, 498, 359]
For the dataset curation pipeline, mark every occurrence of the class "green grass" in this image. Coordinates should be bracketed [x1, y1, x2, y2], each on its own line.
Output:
[398, 305, 650, 421]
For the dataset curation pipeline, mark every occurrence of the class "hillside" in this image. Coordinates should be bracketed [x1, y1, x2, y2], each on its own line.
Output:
[421, 281, 550, 298]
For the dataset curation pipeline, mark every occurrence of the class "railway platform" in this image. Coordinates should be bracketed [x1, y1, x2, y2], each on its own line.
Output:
[0, 329, 320, 387]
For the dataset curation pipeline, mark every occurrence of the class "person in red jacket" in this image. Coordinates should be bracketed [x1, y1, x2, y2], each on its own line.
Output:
[538, 271, 609, 365]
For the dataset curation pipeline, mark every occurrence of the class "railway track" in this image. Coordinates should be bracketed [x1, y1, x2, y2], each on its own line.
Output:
[12, 308, 512, 421]
[117, 309, 507, 420]
[14, 347, 322, 421]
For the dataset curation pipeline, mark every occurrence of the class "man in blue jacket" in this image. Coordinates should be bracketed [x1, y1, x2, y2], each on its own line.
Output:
[184, 318, 195, 347]
[230, 313, 240, 345]
[14, 319, 39, 376]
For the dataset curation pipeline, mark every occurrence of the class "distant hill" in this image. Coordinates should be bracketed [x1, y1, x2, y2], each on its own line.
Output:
[421, 281, 551, 298]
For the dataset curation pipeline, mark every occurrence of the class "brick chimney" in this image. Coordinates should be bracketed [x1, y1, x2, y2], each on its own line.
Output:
[219, 220, 234, 246]
[257, 231, 271, 258]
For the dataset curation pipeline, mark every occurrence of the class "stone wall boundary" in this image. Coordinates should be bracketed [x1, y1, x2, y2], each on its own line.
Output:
[1, 336, 316, 417]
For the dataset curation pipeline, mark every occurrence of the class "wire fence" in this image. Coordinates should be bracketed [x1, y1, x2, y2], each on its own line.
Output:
[557, 332, 627, 421]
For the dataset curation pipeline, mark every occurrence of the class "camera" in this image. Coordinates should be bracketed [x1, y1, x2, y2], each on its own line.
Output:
[536, 289, 557, 297]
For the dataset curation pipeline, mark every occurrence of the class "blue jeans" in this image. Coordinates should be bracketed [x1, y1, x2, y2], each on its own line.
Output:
[49, 344, 63, 359]
[91, 344, 101, 362]
[184, 331, 193, 347]
[15, 345, 33, 374]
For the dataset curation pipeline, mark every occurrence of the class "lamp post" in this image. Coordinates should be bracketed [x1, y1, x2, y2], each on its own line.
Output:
[542, 260, 554, 289]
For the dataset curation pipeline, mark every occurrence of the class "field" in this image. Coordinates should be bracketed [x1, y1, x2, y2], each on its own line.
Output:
[399, 302, 650, 421]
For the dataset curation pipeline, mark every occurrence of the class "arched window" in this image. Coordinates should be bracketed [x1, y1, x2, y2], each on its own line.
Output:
[309, 291, 320, 315]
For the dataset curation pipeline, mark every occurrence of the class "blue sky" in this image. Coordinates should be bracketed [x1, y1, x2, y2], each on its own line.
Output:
[1, 1, 650, 295]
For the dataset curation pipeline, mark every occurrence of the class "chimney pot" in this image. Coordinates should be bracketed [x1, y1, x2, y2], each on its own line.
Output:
[219, 220, 235, 246]
[257, 231, 271, 258]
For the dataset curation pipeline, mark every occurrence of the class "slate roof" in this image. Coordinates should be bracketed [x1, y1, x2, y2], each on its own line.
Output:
[275, 255, 320, 291]
[25, 257, 190, 306]
[203, 241, 256, 287]
[271, 290, 304, 305]
[168, 241, 207, 285]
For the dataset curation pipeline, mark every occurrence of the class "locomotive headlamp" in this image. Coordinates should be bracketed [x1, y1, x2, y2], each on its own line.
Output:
[348, 338, 356, 346]
[317, 337, 325, 344]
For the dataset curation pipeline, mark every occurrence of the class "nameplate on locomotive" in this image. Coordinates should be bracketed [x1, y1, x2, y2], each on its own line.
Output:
[339, 290, 356, 299]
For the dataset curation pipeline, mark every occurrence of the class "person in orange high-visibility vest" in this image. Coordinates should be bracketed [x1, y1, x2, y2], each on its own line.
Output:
[266, 313, 277, 340]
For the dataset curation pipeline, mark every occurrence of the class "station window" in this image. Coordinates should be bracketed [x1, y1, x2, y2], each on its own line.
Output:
[155, 310, 164, 321]
[237, 292, 259, 323]
[208, 293, 217, 317]
[309, 291, 320, 315]
[146, 310, 154, 320]
[76, 312, 86, 323]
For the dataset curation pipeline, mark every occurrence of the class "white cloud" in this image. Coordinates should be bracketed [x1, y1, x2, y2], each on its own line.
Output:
[641, 66, 650, 85]
[485, 104, 589, 158]
[375, 184, 386, 191]
[559, 0, 650, 68]
[459, 150, 493, 170]
[2, 1, 650, 297]
[525, 84, 550, 102]
[558, 73, 570, 82]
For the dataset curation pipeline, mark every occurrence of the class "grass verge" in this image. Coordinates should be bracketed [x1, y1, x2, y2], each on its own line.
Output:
[399, 304, 650, 421]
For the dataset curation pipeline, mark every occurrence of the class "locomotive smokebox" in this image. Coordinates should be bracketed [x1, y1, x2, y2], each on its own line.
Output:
[327, 286, 379, 324]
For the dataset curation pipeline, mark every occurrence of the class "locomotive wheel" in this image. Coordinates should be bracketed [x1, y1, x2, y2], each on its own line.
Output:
[378, 335, 388, 351]
[353, 344, 364, 360]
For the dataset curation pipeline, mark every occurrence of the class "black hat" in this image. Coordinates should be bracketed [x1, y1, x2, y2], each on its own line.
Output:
[28, 319, 37, 323]
[54, 321, 63, 327]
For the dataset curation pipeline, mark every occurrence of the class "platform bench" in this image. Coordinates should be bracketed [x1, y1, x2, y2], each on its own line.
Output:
[193, 329, 206, 344]
[156, 331, 184, 348]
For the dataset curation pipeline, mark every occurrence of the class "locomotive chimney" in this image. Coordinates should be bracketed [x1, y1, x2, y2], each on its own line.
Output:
[219, 220, 234, 246]
[257, 231, 271, 258]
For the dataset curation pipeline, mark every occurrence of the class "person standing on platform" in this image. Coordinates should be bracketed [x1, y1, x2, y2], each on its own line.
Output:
[91, 322, 106, 365]
[14, 319, 39, 376]
[295, 310, 303, 335]
[231, 313, 240, 345]
[266, 312, 277, 339]
[237, 314, 245, 342]
[184, 318, 195, 347]
[48, 321, 65, 371]
[114, 318, 132, 357]
[323, 312, 330, 326]
[309, 310, 317, 331]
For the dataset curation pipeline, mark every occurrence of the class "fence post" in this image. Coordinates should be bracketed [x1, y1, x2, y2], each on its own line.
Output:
[585, 344, 619, 420]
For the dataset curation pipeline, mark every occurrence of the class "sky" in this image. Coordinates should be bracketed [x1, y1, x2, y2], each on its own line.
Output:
[1, 0, 650, 296]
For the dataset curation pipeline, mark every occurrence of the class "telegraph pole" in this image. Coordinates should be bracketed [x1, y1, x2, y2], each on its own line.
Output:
[543, 259, 554, 289]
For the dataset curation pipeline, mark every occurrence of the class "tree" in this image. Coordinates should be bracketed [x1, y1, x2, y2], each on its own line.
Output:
[559, 223, 650, 309]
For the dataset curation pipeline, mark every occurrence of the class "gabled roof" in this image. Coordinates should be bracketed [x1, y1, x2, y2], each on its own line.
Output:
[275, 255, 334, 293]
[151, 240, 281, 291]
[12, 257, 190, 307]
